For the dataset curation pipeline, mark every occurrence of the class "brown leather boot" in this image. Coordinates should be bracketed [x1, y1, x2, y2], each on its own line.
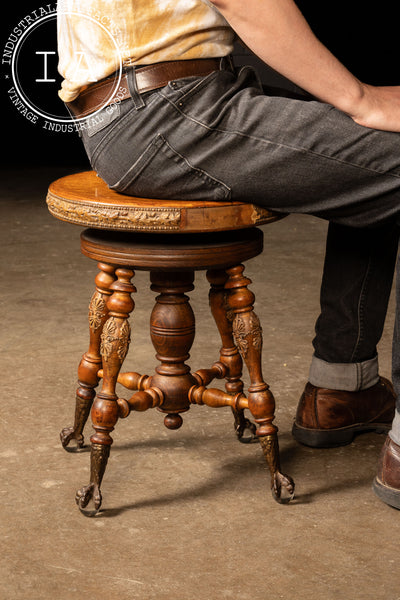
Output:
[292, 377, 395, 448]
[373, 436, 400, 509]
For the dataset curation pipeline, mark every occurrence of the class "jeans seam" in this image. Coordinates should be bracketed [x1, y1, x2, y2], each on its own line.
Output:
[350, 256, 372, 363]
[158, 92, 400, 179]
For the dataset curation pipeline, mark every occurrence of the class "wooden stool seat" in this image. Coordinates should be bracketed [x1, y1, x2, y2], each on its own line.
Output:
[48, 170, 294, 515]
[47, 170, 284, 233]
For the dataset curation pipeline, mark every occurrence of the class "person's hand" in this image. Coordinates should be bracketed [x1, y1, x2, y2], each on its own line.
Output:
[348, 84, 400, 132]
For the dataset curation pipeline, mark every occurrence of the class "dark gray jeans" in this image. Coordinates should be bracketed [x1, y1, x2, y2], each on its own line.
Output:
[79, 63, 400, 441]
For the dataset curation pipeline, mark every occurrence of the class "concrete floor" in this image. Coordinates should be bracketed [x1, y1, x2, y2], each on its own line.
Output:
[1, 165, 400, 600]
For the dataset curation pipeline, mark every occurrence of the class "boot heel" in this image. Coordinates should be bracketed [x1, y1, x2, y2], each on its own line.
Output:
[292, 422, 355, 448]
[373, 478, 400, 510]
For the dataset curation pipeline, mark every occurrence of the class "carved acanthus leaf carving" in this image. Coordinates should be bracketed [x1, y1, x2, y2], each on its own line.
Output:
[233, 315, 248, 356]
[251, 313, 263, 351]
[88, 294, 107, 332]
[232, 312, 263, 358]
[117, 321, 131, 362]
[46, 194, 181, 231]
[100, 317, 131, 362]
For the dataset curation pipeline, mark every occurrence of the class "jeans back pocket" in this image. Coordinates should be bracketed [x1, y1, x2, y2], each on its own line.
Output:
[109, 133, 231, 201]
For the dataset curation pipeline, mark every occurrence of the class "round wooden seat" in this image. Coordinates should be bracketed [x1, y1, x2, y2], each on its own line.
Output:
[46, 170, 284, 233]
[49, 170, 294, 514]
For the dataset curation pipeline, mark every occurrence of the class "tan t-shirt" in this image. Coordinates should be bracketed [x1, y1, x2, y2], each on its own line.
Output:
[57, 0, 235, 101]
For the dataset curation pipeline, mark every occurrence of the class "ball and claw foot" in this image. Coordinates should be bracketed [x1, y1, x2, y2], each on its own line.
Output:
[75, 483, 102, 516]
[271, 471, 295, 504]
[60, 427, 85, 452]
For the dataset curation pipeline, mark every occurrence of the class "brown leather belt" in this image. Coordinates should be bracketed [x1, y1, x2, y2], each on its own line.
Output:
[66, 58, 222, 119]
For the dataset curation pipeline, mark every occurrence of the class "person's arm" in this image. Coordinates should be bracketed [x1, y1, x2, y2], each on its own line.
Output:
[210, 0, 400, 132]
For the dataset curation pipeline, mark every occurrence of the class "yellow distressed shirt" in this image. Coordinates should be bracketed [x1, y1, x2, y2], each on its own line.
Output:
[57, 0, 235, 102]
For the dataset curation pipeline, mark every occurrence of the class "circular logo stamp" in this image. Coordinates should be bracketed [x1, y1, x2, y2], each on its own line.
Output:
[3, 4, 124, 133]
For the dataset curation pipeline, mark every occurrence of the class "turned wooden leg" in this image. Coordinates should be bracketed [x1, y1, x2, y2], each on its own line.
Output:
[207, 269, 256, 443]
[225, 264, 295, 503]
[76, 268, 135, 513]
[149, 271, 197, 429]
[61, 263, 116, 451]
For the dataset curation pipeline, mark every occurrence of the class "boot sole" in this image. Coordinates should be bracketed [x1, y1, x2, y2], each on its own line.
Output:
[292, 421, 390, 448]
[373, 478, 400, 510]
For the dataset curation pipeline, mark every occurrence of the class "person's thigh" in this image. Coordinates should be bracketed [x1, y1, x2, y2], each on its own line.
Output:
[82, 65, 400, 228]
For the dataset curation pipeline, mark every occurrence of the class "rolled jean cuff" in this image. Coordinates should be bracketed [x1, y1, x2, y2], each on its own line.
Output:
[308, 354, 379, 391]
[389, 410, 400, 446]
